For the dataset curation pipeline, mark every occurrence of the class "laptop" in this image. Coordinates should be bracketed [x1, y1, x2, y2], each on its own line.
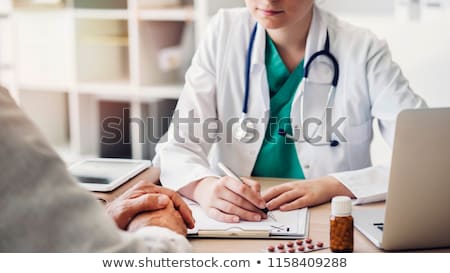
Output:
[353, 108, 450, 251]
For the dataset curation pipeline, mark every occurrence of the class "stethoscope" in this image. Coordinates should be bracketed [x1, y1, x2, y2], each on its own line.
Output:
[233, 23, 340, 147]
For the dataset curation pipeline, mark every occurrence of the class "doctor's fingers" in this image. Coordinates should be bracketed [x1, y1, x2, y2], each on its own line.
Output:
[220, 177, 266, 209]
[107, 193, 170, 230]
[217, 188, 267, 218]
[207, 207, 239, 223]
[240, 177, 261, 193]
[262, 184, 295, 202]
[266, 190, 306, 211]
[279, 197, 310, 211]
[211, 199, 264, 222]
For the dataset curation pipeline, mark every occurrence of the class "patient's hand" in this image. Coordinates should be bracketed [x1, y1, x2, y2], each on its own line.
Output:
[106, 180, 194, 230]
[127, 201, 188, 236]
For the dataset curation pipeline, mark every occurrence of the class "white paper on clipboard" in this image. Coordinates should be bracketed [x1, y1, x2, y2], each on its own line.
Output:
[185, 198, 309, 239]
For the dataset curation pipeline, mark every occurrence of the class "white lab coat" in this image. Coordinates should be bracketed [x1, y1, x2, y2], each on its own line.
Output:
[154, 6, 426, 204]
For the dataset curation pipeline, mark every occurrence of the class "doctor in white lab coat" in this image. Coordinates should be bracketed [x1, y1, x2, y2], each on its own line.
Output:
[154, 0, 426, 223]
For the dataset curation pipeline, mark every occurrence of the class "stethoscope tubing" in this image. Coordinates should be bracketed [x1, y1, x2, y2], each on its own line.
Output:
[239, 23, 340, 147]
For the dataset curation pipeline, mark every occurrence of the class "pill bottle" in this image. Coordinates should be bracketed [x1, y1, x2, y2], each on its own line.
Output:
[330, 196, 353, 253]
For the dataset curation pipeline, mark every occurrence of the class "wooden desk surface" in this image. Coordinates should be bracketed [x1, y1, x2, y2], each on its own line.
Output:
[189, 177, 383, 253]
[99, 168, 449, 253]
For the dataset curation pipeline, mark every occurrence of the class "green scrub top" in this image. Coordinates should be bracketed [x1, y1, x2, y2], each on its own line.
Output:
[251, 34, 305, 179]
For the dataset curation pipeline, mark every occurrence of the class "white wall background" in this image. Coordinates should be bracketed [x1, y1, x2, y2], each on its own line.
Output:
[319, 0, 450, 165]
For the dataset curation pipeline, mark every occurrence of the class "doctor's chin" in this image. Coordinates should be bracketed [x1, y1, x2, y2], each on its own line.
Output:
[1, 0, 449, 264]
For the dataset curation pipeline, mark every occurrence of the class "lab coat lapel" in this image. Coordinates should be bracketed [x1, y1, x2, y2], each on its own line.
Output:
[291, 6, 328, 129]
[238, 22, 270, 177]
[304, 6, 328, 65]
[290, 6, 330, 174]
[248, 23, 269, 116]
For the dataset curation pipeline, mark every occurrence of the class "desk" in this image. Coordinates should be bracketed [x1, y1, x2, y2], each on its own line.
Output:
[189, 178, 384, 253]
[98, 168, 448, 253]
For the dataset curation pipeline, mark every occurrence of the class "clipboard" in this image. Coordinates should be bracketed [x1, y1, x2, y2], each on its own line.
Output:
[185, 198, 310, 239]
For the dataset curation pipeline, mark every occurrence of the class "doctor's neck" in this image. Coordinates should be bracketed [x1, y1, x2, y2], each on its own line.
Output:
[265, 8, 313, 71]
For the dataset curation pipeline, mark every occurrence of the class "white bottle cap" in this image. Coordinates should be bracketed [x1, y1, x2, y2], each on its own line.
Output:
[331, 196, 352, 216]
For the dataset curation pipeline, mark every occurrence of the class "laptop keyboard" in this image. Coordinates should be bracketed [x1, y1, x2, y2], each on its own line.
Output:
[373, 223, 384, 231]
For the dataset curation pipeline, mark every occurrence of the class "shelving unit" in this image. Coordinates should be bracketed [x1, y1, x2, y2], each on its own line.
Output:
[74, 9, 129, 20]
[18, 89, 70, 147]
[2, 0, 449, 166]
[138, 6, 194, 21]
[0, 1, 14, 100]
[73, 0, 127, 9]
[75, 18, 130, 83]
[0, 0, 244, 163]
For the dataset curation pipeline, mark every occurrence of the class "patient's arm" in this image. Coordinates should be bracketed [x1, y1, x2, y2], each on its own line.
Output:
[0, 87, 190, 252]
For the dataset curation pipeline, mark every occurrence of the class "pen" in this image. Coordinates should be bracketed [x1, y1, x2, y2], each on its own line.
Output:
[217, 162, 269, 214]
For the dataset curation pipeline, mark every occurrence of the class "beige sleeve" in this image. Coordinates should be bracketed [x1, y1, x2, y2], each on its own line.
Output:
[0, 87, 190, 252]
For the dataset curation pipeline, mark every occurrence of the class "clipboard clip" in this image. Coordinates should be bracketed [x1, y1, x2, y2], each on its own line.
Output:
[270, 224, 291, 233]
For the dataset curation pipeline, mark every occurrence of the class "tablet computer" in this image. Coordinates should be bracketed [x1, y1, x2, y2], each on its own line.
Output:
[69, 158, 152, 192]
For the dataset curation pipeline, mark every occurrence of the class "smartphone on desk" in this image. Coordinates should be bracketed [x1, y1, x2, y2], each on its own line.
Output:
[69, 158, 151, 192]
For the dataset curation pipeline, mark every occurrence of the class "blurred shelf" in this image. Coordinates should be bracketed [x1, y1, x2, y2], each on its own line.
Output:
[75, 9, 128, 19]
[77, 83, 183, 100]
[77, 81, 132, 95]
[73, 0, 127, 10]
[138, 6, 194, 21]
[5, 0, 241, 160]
[12, 0, 66, 10]
[139, 84, 183, 99]
[17, 84, 70, 93]
[0, 64, 13, 69]
[78, 35, 129, 47]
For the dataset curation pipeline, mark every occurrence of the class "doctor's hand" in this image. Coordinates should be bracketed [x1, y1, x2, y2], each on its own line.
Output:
[183, 176, 268, 223]
[106, 180, 195, 230]
[262, 176, 355, 211]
